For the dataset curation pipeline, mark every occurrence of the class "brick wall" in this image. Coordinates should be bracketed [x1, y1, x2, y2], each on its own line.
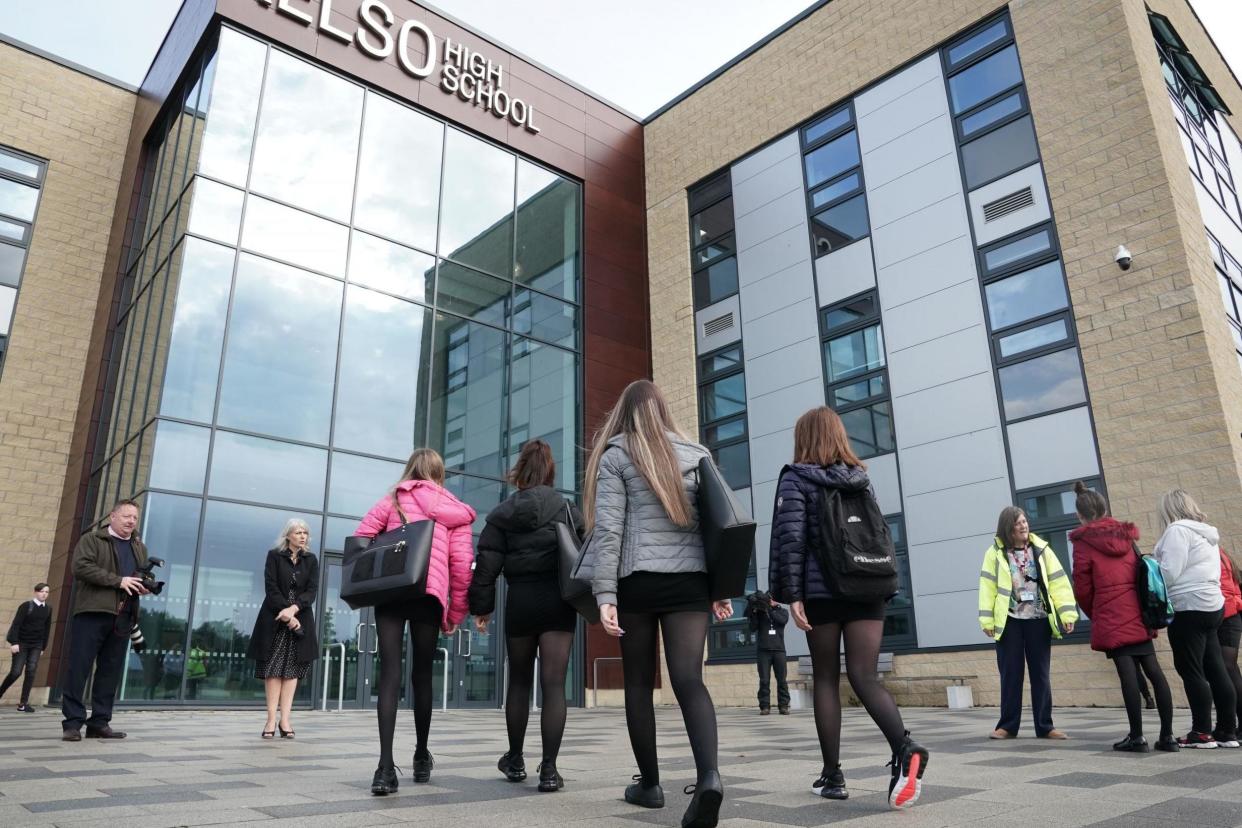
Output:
[0, 43, 136, 702]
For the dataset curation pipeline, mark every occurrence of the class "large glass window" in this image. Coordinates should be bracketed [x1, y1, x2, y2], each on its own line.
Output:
[439, 128, 516, 277]
[0, 145, 45, 378]
[820, 292, 894, 459]
[998, 347, 1087, 421]
[515, 160, 580, 300]
[960, 115, 1038, 188]
[948, 45, 1022, 113]
[800, 105, 868, 257]
[688, 171, 737, 311]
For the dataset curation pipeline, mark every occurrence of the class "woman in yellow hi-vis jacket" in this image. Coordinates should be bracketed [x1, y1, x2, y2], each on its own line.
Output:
[979, 506, 1078, 740]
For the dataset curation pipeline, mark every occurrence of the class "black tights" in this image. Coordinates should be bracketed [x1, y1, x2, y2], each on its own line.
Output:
[505, 631, 574, 763]
[375, 607, 441, 767]
[618, 609, 717, 786]
[807, 619, 907, 773]
[1113, 653, 1173, 739]
[1223, 643, 1242, 731]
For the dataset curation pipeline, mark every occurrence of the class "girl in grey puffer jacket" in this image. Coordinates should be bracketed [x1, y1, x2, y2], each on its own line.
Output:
[584, 380, 732, 828]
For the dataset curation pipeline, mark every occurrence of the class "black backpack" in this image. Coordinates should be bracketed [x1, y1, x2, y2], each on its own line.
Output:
[815, 486, 898, 599]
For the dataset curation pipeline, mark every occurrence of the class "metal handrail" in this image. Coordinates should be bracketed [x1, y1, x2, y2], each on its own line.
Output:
[591, 657, 623, 708]
[321, 642, 346, 711]
[501, 655, 541, 710]
[437, 647, 450, 710]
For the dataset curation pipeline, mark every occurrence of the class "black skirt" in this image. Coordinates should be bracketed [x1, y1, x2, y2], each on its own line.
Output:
[618, 571, 710, 614]
[1106, 640, 1156, 659]
[804, 598, 886, 626]
[505, 576, 577, 637]
[376, 594, 443, 627]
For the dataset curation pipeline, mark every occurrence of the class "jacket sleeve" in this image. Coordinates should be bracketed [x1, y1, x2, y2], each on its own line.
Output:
[73, 534, 122, 589]
[1070, 542, 1095, 619]
[768, 472, 807, 605]
[355, 497, 393, 539]
[295, 555, 318, 611]
[6, 601, 27, 645]
[1155, 525, 1190, 591]
[263, 552, 291, 613]
[978, 546, 999, 633]
[1041, 545, 1079, 625]
[41, 606, 51, 650]
[444, 523, 475, 629]
[467, 522, 506, 617]
[769, 605, 789, 626]
[591, 450, 627, 607]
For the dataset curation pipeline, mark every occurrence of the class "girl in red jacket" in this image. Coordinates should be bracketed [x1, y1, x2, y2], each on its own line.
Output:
[1069, 481, 1177, 751]
[1220, 549, 1242, 736]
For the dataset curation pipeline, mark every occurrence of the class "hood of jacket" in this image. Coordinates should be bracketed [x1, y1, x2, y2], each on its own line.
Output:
[782, 462, 870, 493]
[394, 479, 476, 528]
[1172, 519, 1219, 546]
[485, 485, 568, 532]
[1068, 517, 1139, 558]
[606, 431, 710, 475]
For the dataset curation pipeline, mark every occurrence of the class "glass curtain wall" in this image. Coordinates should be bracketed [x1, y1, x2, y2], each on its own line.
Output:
[87, 26, 583, 703]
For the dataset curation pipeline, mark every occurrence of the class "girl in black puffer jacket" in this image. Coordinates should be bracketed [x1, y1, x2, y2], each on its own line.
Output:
[468, 440, 583, 793]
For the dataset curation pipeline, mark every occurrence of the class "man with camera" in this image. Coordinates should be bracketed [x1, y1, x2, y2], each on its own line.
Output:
[745, 590, 791, 715]
[61, 499, 150, 741]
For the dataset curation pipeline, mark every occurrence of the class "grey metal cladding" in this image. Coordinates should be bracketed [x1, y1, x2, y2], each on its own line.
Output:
[737, 224, 812, 286]
[882, 280, 983, 354]
[814, 240, 876, 308]
[695, 294, 742, 355]
[742, 259, 816, 321]
[1008, 407, 1100, 491]
[735, 188, 811, 251]
[743, 337, 821, 398]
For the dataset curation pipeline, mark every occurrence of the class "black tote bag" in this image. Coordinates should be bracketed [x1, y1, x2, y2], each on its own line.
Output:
[697, 455, 757, 601]
[341, 497, 435, 610]
[556, 503, 600, 623]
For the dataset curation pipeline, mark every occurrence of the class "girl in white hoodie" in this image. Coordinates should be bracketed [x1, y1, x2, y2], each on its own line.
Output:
[1154, 489, 1239, 748]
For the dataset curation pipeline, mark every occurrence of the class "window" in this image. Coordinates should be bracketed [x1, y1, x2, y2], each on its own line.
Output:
[960, 115, 1038, 189]
[948, 44, 1022, 114]
[820, 292, 894, 458]
[0, 144, 46, 379]
[882, 515, 917, 648]
[1209, 230, 1242, 376]
[800, 105, 869, 257]
[698, 344, 750, 489]
[688, 172, 738, 310]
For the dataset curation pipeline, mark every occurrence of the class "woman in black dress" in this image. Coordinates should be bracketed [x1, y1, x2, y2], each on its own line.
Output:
[248, 519, 319, 739]
[469, 440, 582, 792]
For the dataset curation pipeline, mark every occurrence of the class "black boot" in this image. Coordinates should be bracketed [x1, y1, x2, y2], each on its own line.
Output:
[681, 770, 723, 828]
[537, 760, 563, 792]
[624, 774, 665, 808]
[412, 749, 433, 783]
[1113, 734, 1150, 752]
[498, 751, 527, 782]
[812, 766, 848, 799]
[371, 764, 398, 795]
[1142, 691, 1156, 710]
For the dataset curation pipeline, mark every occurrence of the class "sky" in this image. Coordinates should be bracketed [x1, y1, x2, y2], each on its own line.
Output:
[0, 0, 1239, 118]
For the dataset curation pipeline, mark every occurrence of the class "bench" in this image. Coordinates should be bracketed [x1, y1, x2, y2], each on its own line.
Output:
[796, 652, 894, 679]
[794, 655, 976, 708]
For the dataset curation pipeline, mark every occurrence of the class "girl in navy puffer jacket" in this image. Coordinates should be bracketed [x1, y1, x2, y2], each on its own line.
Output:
[769, 407, 927, 810]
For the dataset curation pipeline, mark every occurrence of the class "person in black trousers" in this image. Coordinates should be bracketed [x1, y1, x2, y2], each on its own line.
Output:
[61, 499, 150, 741]
[2, 583, 52, 711]
[745, 591, 790, 715]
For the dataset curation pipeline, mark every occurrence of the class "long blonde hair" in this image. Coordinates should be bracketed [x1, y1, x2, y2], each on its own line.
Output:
[583, 380, 692, 530]
[397, 448, 445, 487]
[1158, 488, 1208, 529]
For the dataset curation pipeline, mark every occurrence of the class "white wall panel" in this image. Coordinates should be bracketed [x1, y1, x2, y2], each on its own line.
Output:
[909, 533, 996, 597]
[732, 133, 799, 187]
[748, 381, 823, 439]
[967, 163, 1051, 246]
[862, 119, 955, 190]
[695, 294, 742, 355]
[815, 240, 876, 307]
[741, 261, 815, 322]
[733, 158, 804, 220]
[871, 195, 971, 270]
[868, 153, 963, 229]
[876, 235, 977, 309]
[903, 478, 1013, 546]
[890, 373, 1003, 448]
[735, 188, 809, 250]
[886, 326, 993, 397]
[741, 299, 819, 360]
[1008, 406, 1100, 490]
[899, 429, 1008, 497]
[736, 224, 811, 285]
[882, 280, 983, 353]
[854, 54, 941, 117]
[856, 75, 946, 151]
[744, 338, 822, 398]
[911, 589, 987, 648]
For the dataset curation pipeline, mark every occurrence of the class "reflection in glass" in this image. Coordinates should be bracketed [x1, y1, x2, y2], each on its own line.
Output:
[689, 173, 730, 213]
[159, 238, 235, 422]
[0, 244, 23, 287]
[692, 198, 733, 245]
[961, 115, 1037, 188]
[208, 431, 327, 509]
[444, 473, 504, 534]
[249, 50, 363, 222]
[512, 289, 576, 348]
[983, 229, 1052, 273]
[811, 172, 862, 210]
[0, 148, 41, 180]
[354, 92, 443, 251]
[693, 234, 734, 268]
[693, 257, 737, 307]
[439, 129, 515, 277]
[947, 19, 1009, 68]
[998, 347, 1086, 421]
[240, 196, 349, 277]
[804, 131, 860, 188]
[811, 194, 868, 254]
[998, 318, 1069, 358]
[186, 178, 244, 245]
[190, 500, 320, 700]
[840, 401, 895, 458]
[830, 374, 886, 406]
[960, 90, 1023, 138]
[508, 337, 577, 490]
[217, 254, 343, 443]
[701, 373, 746, 422]
[335, 285, 431, 458]
[704, 418, 745, 444]
[984, 260, 1068, 330]
[197, 29, 266, 187]
[119, 493, 200, 701]
[0, 179, 38, 222]
[324, 516, 359, 551]
[429, 315, 506, 479]
[826, 325, 885, 382]
[948, 45, 1022, 113]
[329, 452, 405, 517]
[804, 108, 851, 145]
[515, 160, 579, 300]
[712, 442, 750, 490]
[0, 218, 25, 243]
[823, 294, 876, 332]
[701, 345, 741, 376]
[149, 420, 210, 494]
[319, 560, 361, 705]
[436, 261, 509, 327]
[348, 231, 434, 303]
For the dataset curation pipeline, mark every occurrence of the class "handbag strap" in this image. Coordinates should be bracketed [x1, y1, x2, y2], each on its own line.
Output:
[1132, 541, 1145, 559]
[392, 493, 410, 527]
[563, 501, 577, 534]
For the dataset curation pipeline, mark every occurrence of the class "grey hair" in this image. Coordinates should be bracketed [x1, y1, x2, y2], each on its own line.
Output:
[275, 519, 312, 551]
[1158, 489, 1208, 529]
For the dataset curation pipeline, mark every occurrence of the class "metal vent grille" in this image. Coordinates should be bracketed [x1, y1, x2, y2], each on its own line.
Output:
[982, 187, 1034, 222]
[703, 312, 735, 337]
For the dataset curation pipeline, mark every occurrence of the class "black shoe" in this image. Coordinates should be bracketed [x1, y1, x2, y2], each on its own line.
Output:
[1154, 735, 1181, 752]
[85, 726, 126, 739]
[498, 750, 527, 782]
[371, 764, 398, 795]
[681, 771, 723, 828]
[624, 775, 665, 809]
[888, 733, 929, 810]
[537, 761, 563, 792]
[1113, 735, 1150, 752]
[811, 766, 848, 799]
[412, 749, 433, 782]
[1142, 694, 1156, 710]
[62, 729, 81, 742]
[759, 707, 770, 716]
[16, 704, 35, 713]
[778, 705, 790, 715]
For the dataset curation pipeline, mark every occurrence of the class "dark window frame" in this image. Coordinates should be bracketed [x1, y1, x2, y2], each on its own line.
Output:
[953, 85, 1030, 144]
[697, 342, 751, 490]
[990, 310, 1075, 366]
[0, 143, 48, 380]
[819, 291, 894, 459]
[978, 222, 1061, 281]
[799, 102, 870, 259]
[996, 345, 1089, 425]
[944, 14, 1014, 73]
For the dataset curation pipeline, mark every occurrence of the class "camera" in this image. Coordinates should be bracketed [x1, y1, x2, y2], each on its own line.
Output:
[1115, 244, 1132, 271]
[745, 590, 771, 614]
[136, 556, 166, 597]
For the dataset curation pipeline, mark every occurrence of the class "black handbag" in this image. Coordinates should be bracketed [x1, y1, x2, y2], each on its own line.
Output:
[697, 455, 757, 601]
[556, 503, 600, 623]
[341, 496, 435, 610]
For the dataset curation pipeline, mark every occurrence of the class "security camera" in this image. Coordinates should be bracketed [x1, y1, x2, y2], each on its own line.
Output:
[1115, 245, 1132, 271]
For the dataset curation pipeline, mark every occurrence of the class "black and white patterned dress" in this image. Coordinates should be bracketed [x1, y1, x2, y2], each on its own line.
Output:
[255, 586, 310, 680]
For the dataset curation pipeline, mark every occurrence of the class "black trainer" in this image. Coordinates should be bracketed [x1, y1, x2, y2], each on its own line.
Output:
[811, 766, 848, 800]
[624, 774, 665, 809]
[1113, 735, 1150, 752]
[681, 770, 723, 828]
[498, 751, 527, 782]
[888, 733, 929, 810]
[412, 749, 434, 782]
[371, 764, 398, 796]
[537, 761, 563, 792]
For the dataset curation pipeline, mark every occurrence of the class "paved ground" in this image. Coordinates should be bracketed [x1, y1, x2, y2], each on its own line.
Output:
[1, 703, 1241, 827]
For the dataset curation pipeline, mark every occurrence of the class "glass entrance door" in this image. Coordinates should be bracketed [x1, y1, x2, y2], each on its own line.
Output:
[442, 619, 498, 708]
